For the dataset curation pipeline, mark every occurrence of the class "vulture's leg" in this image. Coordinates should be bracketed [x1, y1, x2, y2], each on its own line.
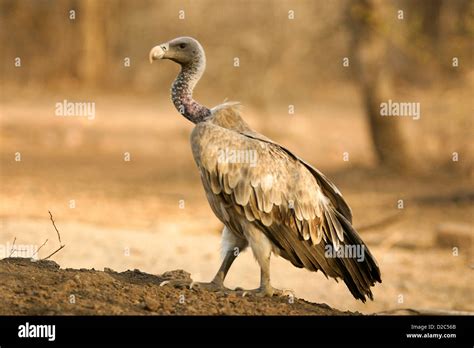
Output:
[249, 241, 278, 296]
[189, 250, 237, 292]
[190, 226, 248, 292]
[236, 227, 294, 297]
[160, 226, 247, 292]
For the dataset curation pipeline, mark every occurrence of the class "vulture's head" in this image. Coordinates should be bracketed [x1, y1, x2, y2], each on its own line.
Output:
[149, 36, 205, 67]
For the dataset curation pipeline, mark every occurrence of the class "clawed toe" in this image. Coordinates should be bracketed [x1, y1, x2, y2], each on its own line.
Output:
[273, 288, 295, 298]
[160, 279, 231, 293]
[159, 279, 192, 289]
[236, 287, 295, 298]
[189, 281, 227, 292]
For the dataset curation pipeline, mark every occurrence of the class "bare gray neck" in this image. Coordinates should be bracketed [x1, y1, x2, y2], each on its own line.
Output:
[171, 57, 211, 123]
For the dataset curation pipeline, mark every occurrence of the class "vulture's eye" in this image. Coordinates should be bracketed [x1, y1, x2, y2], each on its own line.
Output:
[179, 43, 187, 49]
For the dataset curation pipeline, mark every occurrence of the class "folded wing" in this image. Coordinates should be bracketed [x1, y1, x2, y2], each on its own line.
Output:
[191, 116, 381, 301]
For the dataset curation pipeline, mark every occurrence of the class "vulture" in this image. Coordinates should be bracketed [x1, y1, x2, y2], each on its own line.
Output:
[149, 37, 381, 301]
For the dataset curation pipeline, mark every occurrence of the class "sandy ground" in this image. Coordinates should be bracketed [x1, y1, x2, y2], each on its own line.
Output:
[0, 92, 472, 315]
[0, 257, 357, 315]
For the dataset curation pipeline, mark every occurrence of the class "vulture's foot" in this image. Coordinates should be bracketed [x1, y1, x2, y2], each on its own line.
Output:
[235, 286, 295, 298]
[189, 281, 231, 293]
[160, 279, 231, 293]
[159, 279, 192, 289]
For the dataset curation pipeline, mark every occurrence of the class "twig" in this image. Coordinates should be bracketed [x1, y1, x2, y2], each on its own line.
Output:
[48, 210, 63, 245]
[41, 211, 65, 260]
[42, 245, 66, 261]
[31, 239, 48, 258]
[8, 237, 16, 257]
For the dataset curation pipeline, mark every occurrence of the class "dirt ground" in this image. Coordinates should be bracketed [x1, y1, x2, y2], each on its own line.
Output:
[0, 90, 472, 315]
[0, 257, 356, 315]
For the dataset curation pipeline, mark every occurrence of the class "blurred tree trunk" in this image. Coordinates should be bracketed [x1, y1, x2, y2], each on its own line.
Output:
[416, 0, 443, 46]
[54, 0, 78, 82]
[405, 0, 445, 76]
[346, 0, 410, 171]
[79, 0, 107, 86]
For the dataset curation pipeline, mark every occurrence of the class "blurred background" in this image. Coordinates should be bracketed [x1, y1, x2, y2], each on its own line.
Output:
[0, 0, 472, 313]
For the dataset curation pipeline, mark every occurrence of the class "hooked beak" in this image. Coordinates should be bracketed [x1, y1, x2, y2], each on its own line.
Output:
[149, 43, 169, 63]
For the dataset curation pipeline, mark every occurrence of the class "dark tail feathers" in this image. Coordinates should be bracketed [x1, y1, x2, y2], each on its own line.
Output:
[334, 210, 382, 302]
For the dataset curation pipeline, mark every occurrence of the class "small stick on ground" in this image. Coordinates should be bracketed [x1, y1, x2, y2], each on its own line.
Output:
[42, 244, 65, 261]
[8, 237, 16, 257]
[41, 211, 66, 260]
[31, 239, 48, 259]
[48, 210, 63, 245]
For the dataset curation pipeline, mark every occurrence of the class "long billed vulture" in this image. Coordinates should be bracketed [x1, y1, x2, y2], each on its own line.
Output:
[149, 37, 381, 301]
